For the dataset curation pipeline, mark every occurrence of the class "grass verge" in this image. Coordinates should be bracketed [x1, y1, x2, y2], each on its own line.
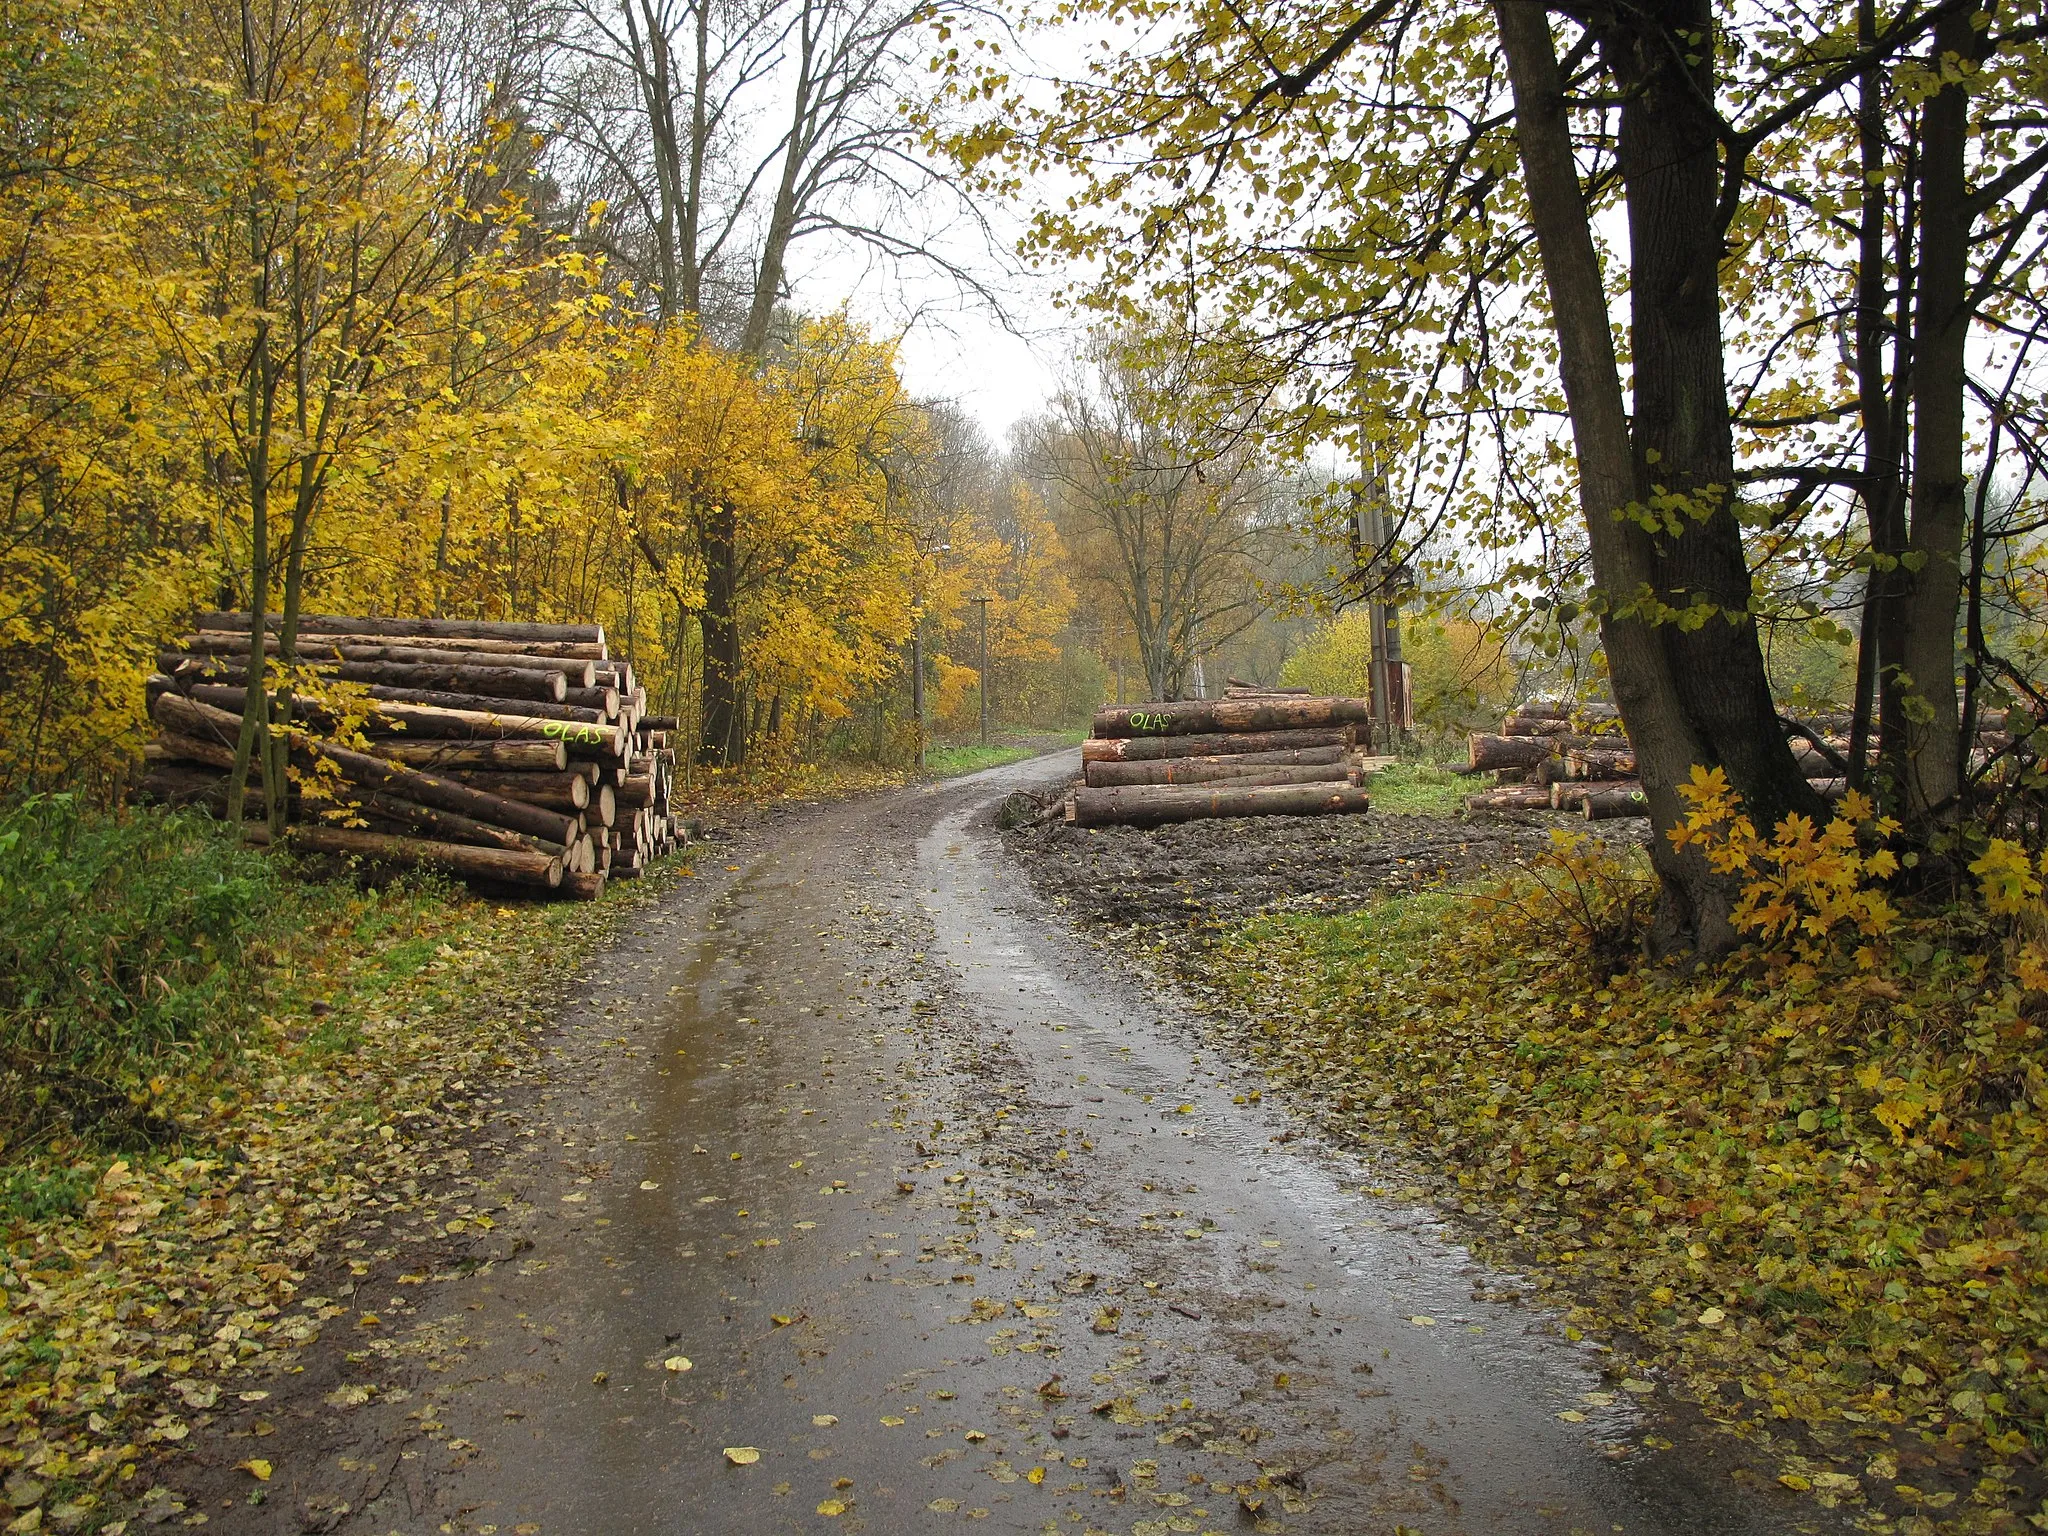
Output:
[0, 800, 687, 1532]
[1364, 760, 1471, 816]
[1203, 856, 2048, 1530]
[925, 732, 1083, 779]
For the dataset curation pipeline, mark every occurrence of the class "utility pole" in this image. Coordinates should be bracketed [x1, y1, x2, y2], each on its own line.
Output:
[970, 594, 992, 745]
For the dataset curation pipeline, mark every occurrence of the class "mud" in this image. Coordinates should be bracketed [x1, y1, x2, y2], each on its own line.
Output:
[1001, 785, 1557, 933]
[150, 749, 1821, 1535]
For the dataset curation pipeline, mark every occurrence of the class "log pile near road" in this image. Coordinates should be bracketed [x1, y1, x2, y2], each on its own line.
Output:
[1066, 685, 1384, 827]
[140, 612, 690, 899]
[1463, 700, 2015, 820]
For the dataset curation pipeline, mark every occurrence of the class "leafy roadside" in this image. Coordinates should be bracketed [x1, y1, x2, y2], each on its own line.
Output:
[0, 805, 689, 1534]
[1197, 826, 2048, 1533]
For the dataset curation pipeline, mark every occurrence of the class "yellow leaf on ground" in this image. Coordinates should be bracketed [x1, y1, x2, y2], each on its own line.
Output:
[239, 1459, 272, 1480]
[723, 1447, 760, 1466]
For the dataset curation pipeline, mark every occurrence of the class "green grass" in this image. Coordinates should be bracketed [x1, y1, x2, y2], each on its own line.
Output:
[0, 795, 279, 1076]
[1364, 760, 1469, 815]
[924, 731, 1083, 779]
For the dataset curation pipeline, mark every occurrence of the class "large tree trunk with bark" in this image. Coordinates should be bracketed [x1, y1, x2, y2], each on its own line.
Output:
[1495, 1, 1822, 953]
[1890, 0, 1982, 819]
[1602, 0, 1821, 838]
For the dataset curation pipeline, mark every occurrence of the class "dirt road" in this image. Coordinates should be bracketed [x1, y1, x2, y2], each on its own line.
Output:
[169, 752, 1807, 1535]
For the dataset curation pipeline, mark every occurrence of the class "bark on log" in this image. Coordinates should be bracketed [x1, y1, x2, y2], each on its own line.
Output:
[1583, 786, 1650, 820]
[323, 791, 567, 856]
[1091, 697, 1373, 739]
[183, 634, 597, 687]
[1081, 727, 1351, 762]
[1511, 701, 1621, 721]
[1065, 782, 1372, 828]
[162, 655, 567, 703]
[180, 684, 626, 758]
[562, 685, 621, 716]
[152, 732, 252, 776]
[146, 687, 243, 749]
[1467, 733, 1600, 771]
[377, 739, 566, 772]
[280, 825, 563, 888]
[200, 610, 604, 647]
[1553, 780, 1638, 811]
[618, 773, 655, 808]
[1565, 748, 1638, 780]
[1083, 759, 1356, 788]
[641, 714, 680, 732]
[148, 693, 575, 845]
[561, 870, 606, 901]
[446, 770, 590, 812]
[345, 686, 605, 724]
[1465, 787, 1555, 811]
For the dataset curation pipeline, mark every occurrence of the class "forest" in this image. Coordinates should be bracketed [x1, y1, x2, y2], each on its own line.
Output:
[7, 0, 2048, 1529]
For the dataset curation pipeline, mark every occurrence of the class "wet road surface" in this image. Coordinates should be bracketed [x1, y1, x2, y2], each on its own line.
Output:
[204, 753, 1800, 1534]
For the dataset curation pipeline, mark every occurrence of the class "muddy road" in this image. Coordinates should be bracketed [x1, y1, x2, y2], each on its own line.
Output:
[174, 752, 1801, 1535]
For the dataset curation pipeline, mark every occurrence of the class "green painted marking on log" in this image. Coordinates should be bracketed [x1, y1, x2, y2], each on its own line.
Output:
[541, 720, 605, 744]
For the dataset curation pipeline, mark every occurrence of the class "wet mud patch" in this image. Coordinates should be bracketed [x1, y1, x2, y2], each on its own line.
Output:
[1002, 804, 1555, 933]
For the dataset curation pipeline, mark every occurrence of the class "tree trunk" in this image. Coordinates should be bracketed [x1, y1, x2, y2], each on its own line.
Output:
[1066, 781, 1372, 828]
[162, 656, 569, 703]
[1602, 0, 1823, 835]
[279, 825, 563, 890]
[441, 770, 591, 812]
[376, 739, 567, 772]
[1495, 1, 1814, 954]
[201, 610, 605, 645]
[1083, 759, 1356, 788]
[698, 499, 740, 765]
[1080, 726, 1351, 761]
[185, 633, 599, 685]
[1892, 0, 1982, 820]
[1467, 733, 1601, 771]
[1091, 696, 1371, 738]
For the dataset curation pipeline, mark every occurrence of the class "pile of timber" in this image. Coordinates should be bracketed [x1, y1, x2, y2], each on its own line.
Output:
[1066, 689, 1382, 828]
[1463, 700, 2018, 821]
[140, 612, 689, 900]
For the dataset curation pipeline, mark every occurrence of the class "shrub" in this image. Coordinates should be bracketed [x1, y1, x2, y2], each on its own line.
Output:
[0, 796, 277, 1105]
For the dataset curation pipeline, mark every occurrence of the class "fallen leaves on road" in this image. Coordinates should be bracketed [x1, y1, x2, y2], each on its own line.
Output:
[723, 1447, 761, 1466]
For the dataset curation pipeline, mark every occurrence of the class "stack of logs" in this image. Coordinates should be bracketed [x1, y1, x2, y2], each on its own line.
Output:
[1462, 701, 2020, 819]
[1066, 681, 1383, 828]
[140, 612, 688, 899]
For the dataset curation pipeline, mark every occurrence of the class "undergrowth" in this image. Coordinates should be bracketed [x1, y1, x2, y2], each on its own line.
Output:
[1366, 760, 1470, 816]
[0, 798, 295, 1155]
[0, 800, 684, 1531]
[1208, 775, 2048, 1531]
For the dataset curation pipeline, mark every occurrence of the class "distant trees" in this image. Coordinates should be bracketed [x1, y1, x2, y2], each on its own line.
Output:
[949, 0, 2048, 947]
[0, 0, 1023, 798]
[1022, 335, 1281, 701]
